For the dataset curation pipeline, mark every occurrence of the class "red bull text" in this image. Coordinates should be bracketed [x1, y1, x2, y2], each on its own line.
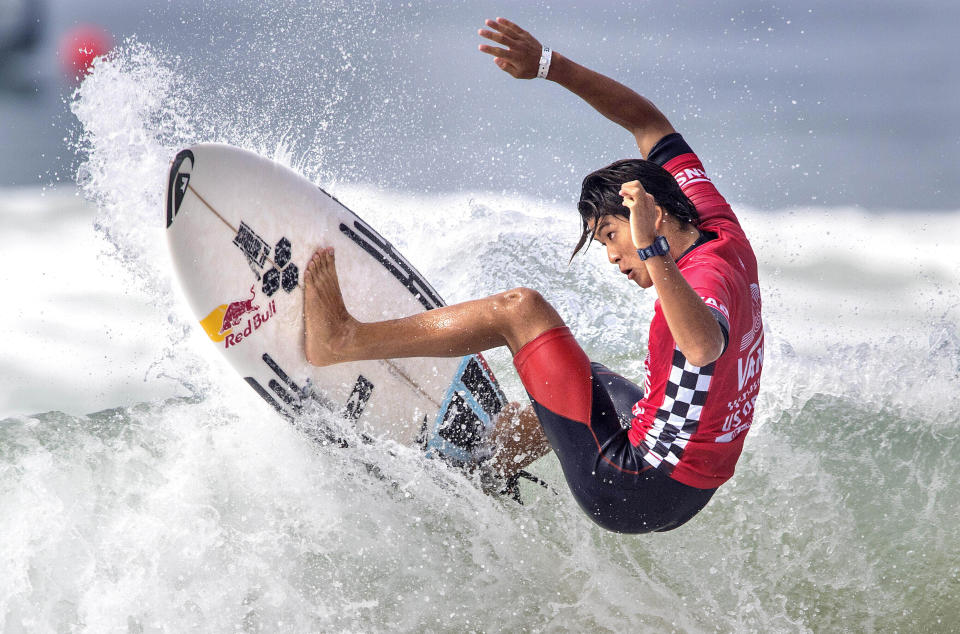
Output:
[200, 285, 277, 348]
[224, 299, 277, 349]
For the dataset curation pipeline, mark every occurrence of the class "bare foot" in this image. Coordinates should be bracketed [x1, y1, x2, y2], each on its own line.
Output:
[485, 401, 551, 477]
[303, 247, 357, 366]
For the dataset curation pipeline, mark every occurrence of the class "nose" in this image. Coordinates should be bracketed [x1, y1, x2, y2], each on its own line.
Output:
[606, 245, 621, 264]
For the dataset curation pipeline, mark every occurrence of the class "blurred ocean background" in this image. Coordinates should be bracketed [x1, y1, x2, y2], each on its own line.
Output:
[2, 0, 959, 631]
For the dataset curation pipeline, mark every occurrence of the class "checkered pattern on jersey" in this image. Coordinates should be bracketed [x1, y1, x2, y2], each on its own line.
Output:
[639, 348, 714, 475]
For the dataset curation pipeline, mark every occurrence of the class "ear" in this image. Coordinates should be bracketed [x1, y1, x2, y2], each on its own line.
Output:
[653, 206, 666, 232]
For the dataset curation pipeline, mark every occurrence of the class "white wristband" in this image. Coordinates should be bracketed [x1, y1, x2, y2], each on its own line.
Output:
[537, 46, 552, 79]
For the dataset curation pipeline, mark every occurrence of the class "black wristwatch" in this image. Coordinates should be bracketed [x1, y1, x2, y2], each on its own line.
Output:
[636, 235, 670, 260]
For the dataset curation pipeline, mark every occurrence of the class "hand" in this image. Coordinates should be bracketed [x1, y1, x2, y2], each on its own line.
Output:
[620, 180, 662, 248]
[477, 17, 543, 79]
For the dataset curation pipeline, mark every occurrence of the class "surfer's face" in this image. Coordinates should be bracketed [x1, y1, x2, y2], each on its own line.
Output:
[589, 215, 651, 288]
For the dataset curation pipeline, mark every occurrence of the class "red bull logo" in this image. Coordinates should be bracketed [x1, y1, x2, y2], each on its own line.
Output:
[200, 286, 276, 348]
[223, 300, 276, 348]
[220, 285, 259, 334]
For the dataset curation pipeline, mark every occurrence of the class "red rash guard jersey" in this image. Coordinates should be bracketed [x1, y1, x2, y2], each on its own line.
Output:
[628, 136, 764, 489]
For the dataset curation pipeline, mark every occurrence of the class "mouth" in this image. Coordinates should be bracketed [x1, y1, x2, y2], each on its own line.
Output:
[622, 268, 634, 279]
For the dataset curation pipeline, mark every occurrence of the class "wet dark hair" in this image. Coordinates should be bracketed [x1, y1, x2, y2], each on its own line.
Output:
[572, 158, 699, 258]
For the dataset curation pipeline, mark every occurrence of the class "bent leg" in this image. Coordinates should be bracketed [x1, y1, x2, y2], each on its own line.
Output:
[304, 247, 565, 365]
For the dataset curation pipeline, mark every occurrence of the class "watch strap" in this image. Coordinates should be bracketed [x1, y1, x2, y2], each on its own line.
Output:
[636, 236, 669, 260]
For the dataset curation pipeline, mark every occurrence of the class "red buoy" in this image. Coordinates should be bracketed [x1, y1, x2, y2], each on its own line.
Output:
[59, 24, 112, 79]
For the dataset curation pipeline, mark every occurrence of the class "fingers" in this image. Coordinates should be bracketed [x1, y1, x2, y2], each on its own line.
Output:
[494, 57, 519, 75]
[478, 44, 521, 76]
[483, 18, 516, 37]
[478, 28, 509, 47]
[479, 17, 528, 49]
[492, 17, 526, 38]
[478, 24, 517, 60]
[478, 43, 511, 59]
[619, 179, 647, 200]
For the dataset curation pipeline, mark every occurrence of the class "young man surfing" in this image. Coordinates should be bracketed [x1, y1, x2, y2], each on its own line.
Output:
[303, 17, 763, 534]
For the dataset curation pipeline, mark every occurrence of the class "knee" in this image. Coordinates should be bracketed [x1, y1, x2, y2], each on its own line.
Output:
[496, 287, 552, 321]
[492, 287, 564, 352]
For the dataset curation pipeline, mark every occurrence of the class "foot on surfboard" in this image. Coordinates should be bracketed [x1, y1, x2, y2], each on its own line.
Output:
[303, 247, 356, 367]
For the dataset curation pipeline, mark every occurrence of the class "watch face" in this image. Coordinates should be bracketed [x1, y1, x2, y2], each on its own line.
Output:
[637, 236, 669, 260]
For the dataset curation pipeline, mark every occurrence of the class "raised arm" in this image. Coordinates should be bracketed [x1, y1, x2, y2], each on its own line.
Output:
[478, 17, 675, 158]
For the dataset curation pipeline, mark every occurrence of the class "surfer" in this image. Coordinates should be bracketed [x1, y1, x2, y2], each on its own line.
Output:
[303, 17, 763, 533]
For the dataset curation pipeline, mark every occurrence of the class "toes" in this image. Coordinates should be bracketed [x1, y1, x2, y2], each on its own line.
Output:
[306, 248, 332, 278]
[307, 258, 322, 289]
[304, 247, 339, 289]
[319, 249, 334, 275]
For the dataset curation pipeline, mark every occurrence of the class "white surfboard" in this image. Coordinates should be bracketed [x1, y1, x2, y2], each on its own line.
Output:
[164, 143, 506, 465]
